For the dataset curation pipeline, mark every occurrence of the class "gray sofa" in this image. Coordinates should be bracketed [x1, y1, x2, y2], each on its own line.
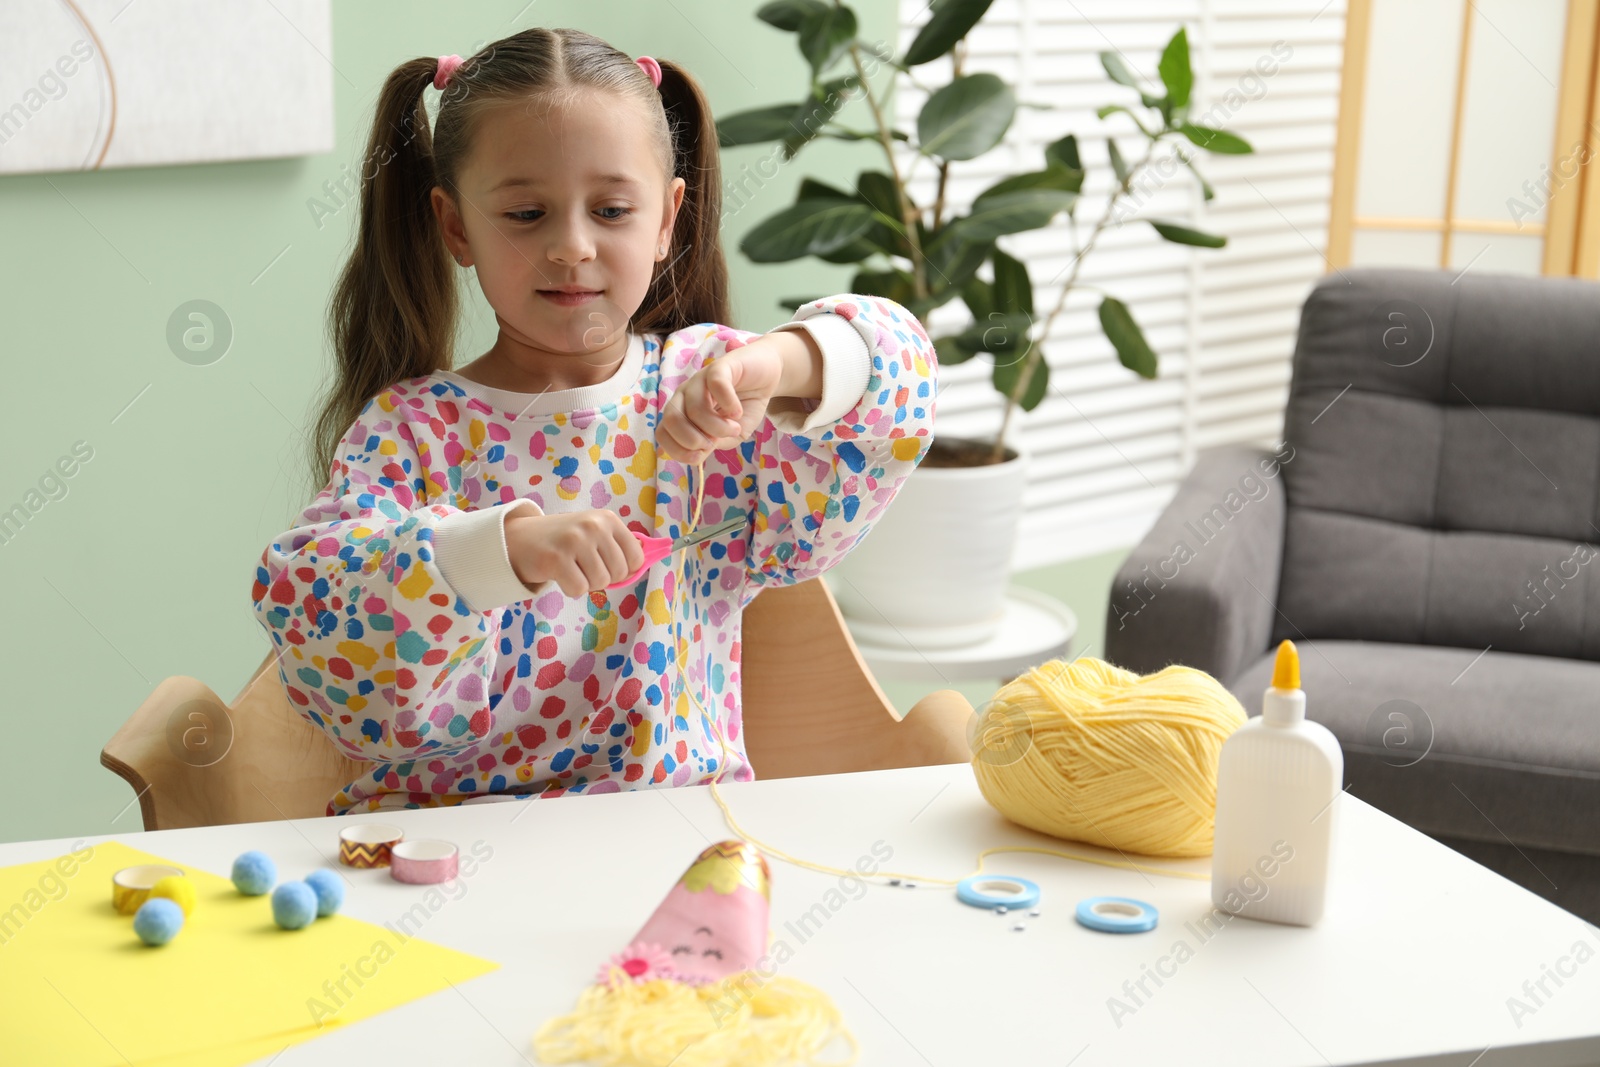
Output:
[1106, 266, 1600, 923]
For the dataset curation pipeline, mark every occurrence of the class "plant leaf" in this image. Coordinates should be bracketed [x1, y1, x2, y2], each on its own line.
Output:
[1149, 219, 1225, 248]
[740, 200, 878, 263]
[856, 171, 903, 217]
[822, 128, 913, 142]
[937, 189, 1076, 245]
[797, 177, 854, 201]
[798, 7, 857, 78]
[933, 334, 980, 365]
[717, 104, 805, 147]
[1107, 138, 1129, 186]
[850, 267, 917, 306]
[917, 73, 1016, 161]
[990, 247, 1033, 317]
[1178, 150, 1214, 200]
[1096, 104, 1155, 139]
[1158, 27, 1192, 110]
[925, 233, 992, 292]
[993, 342, 1049, 412]
[783, 74, 861, 157]
[1180, 123, 1253, 154]
[1045, 133, 1081, 171]
[904, 0, 996, 66]
[961, 275, 995, 322]
[757, 0, 831, 31]
[815, 236, 880, 263]
[1100, 297, 1158, 379]
[1099, 50, 1141, 89]
[974, 162, 1083, 207]
[908, 284, 966, 322]
[951, 311, 1032, 358]
[853, 171, 912, 257]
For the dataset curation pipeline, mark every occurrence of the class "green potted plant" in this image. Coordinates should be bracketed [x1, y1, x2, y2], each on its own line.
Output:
[719, 0, 1251, 647]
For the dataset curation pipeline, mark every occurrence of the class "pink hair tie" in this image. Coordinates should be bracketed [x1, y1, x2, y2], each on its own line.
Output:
[635, 55, 662, 89]
[435, 54, 464, 90]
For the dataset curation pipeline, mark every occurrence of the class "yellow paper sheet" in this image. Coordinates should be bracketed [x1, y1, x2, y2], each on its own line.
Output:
[0, 839, 499, 1066]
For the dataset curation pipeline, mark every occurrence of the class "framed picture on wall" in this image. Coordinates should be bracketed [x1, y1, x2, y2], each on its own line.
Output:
[0, 0, 334, 175]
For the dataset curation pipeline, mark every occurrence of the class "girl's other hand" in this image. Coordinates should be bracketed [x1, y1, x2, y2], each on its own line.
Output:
[505, 509, 647, 598]
[659, 342, 785, 465]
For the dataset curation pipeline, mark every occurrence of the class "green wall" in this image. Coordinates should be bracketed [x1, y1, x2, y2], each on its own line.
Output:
[0, 0, 1126, 844]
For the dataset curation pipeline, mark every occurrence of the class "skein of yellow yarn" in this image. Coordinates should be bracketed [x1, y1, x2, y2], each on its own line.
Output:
[970, 657, 1248, 858]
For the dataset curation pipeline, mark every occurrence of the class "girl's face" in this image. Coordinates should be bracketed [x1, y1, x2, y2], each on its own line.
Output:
[432, 89, 685, 360]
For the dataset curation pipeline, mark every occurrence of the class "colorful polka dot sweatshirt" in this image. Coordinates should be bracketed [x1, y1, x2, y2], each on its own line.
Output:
[249, 293, 937, 816]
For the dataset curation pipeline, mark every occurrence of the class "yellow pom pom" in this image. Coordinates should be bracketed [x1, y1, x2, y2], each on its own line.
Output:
[149, 875, 197, 918]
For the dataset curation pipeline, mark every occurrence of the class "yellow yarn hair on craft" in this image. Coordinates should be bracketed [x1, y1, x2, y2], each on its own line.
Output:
[532, 969, 857, 1067]
[970, 657, 1248, 858]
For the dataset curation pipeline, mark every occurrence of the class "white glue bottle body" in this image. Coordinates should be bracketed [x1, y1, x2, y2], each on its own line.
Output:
[1210, 639, 1344, 926]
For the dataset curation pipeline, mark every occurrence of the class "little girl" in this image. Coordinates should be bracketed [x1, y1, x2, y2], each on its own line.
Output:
[250, 27, 937, 816]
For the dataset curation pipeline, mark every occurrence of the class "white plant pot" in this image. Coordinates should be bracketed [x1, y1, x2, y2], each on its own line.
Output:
[830, 436, 1029, 650]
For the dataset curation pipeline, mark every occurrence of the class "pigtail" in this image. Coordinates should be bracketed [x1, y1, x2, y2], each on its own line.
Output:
[308, 57, 458, 494]
[634, 59, 731, 336]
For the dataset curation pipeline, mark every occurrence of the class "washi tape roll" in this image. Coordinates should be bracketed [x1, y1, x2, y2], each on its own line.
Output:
[956, 874, 1041, 911]
[338, 824, 405, 868]
[1075, 895, 1159, 933]
[389, 840, 459, 885]
[112, 864, 185, 916]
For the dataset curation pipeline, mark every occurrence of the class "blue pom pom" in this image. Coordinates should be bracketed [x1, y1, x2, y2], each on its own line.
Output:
[232, 851, 277, 896]
[133, 898, 184, 945]
[303, 869, 345, 918]
[271, 881, 318, 930]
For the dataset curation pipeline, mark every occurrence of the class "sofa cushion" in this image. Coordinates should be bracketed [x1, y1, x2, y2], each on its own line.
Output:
[1276, 268, 1600, 661]
[1230, 639, 1600, 855]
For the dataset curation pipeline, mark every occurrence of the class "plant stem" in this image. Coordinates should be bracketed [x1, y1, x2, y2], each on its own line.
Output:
[987, 138, 1162, 465]
[931, 41, 964, 234]
[848, 40, 929, 300]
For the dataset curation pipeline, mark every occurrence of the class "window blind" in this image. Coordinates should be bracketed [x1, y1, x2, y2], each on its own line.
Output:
[893, 0, 1348, 569]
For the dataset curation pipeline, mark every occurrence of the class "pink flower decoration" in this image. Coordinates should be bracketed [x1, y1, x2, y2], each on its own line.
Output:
[597, 941, 674, 987]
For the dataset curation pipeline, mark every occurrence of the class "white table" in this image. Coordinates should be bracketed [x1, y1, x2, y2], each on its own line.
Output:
[10, 764, 1600, 1066]
[841, 585, 1079, 683]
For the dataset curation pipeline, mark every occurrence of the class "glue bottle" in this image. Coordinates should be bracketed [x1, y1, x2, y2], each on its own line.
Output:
[1210, 639, 1343, 926]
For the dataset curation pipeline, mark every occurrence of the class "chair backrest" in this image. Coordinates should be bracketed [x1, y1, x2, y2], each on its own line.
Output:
[1276, 266, 1600, 660]
[102, 577, 974, 830]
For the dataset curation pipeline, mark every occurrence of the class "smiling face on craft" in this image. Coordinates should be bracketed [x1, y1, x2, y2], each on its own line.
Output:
[669, 923, 726, 977]
[432, 88, 686, 355]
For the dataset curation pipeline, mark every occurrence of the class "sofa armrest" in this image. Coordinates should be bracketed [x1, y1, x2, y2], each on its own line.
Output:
[1103, 442, 1293, 684]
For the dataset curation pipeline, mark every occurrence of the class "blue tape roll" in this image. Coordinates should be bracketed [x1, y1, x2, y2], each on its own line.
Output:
[1075, 895, 1158, 933]
[956, 874, 1040, 910]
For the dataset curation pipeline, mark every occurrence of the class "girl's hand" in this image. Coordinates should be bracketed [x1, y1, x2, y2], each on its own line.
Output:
[659, 340, 786, 465]
[506, 509, 646, 598]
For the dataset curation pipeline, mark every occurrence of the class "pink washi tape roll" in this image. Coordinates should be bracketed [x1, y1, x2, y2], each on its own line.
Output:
[339, 823, 405, 868]
[389, 840, 459, 884]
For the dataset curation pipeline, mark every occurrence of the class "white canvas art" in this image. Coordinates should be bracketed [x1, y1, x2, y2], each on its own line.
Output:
[0, 0, 335, 175]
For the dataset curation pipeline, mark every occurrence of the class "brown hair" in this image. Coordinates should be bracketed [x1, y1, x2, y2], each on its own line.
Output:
[308, 27, 729, 493]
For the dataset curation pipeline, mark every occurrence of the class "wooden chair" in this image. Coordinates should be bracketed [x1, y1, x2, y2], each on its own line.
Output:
[101, 578, 978, 830]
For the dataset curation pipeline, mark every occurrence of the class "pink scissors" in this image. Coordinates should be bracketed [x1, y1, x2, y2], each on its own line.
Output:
[607, 513, 748, 589]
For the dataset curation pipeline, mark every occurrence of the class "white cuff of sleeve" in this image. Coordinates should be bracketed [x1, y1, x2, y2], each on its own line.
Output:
[433, 498, 551, 612]
[766, 312, 872, 433]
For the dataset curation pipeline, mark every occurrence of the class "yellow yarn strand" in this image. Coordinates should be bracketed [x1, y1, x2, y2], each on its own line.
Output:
[681, 462, 1228, 884]
[535, 460, 858, 1067]
[538, 454, 1246, 1065]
